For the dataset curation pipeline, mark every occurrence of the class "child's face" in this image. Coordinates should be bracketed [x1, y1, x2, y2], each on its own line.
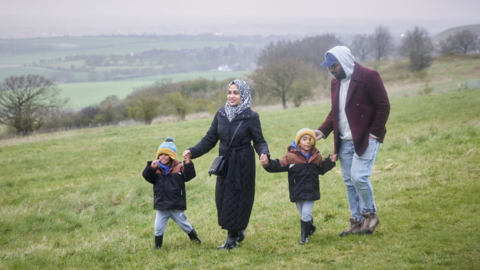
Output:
[298, 135, 312, 152]
[158, 154, 172, 165]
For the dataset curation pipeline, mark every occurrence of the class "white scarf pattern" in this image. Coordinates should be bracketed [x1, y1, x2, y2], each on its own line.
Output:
[224, 79, 252, 122]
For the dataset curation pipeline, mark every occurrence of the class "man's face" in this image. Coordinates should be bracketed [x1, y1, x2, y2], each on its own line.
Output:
[328, 62, 346, 81]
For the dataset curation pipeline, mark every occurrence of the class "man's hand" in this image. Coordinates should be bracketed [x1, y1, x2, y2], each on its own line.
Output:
[330, 154, 338, 162]
[313, 129, 323, 140]
[260, 153, 269, 167]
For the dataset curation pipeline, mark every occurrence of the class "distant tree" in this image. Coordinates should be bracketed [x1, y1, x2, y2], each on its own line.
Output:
[0, 75, 68, 135]
[440, 30, 479, 54]
[291, 80, 316, 107]
[165, 92, 192, 121]
[128, 89, 161, 125]
[257, 34, 342, 69]
[250, 58, 317, 109]
[350, 34, 371, 61]
[398, 27, 434, 72]
[369, 26, 395, 60]
[454, 30, 478, 54]
[94, 95, 122, 124]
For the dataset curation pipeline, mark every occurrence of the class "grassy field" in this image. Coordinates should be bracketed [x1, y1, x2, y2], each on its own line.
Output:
[0, 36, 264, 65]
[59, 71, 249, 108]
[1, 88, 479, 269]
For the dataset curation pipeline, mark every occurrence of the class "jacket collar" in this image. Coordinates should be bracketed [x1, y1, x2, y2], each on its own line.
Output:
[287, 145, 320, 163]
[219, 107, 251, 121]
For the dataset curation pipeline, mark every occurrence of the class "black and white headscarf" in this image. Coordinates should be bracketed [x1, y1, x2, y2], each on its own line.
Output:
[224, 79, 252, 122]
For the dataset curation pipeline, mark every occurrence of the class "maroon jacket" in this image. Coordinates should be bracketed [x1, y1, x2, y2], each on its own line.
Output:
[318, 62, 390, 156]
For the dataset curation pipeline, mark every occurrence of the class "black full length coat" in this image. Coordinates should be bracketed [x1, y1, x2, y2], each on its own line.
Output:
[189, 107, 269, 231]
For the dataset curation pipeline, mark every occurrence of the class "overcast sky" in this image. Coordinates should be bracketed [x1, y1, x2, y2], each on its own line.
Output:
[1, 0, 479, 37]
[2, 0, 479, 20]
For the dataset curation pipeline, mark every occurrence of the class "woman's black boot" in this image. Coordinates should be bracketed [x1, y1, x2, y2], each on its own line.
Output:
[217, 230, 239, 250]
[153, 235, 163, 250]
[238, 230, 245, 243]
[187, 227, 202, 244]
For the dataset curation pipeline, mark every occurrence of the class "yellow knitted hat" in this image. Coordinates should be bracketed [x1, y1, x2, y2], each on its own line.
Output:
[295, 128, 316, 147]
[156, 137, 177, 160]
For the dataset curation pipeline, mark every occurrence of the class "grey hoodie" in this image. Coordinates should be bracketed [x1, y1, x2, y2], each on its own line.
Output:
[325, 46, 356, 141]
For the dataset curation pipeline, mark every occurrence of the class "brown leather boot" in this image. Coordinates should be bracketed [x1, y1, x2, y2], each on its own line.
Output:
[339, 217, 362, 237]
[358, 212, 380, 235]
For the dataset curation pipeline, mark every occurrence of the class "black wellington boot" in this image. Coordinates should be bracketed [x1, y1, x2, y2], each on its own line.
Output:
[217, 230, 239, 250]
[187, 227, 202, 244]
[309, 218, 316, 237]
[238, 230, 245, 243]
[153, 235, 163, 251]
[300, 220, 311, 245]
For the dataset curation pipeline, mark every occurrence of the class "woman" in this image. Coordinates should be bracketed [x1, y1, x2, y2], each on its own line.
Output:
[183, 79, 269, 250]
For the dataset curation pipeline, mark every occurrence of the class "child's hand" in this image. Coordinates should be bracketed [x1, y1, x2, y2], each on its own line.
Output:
[182, 150, 192, 159]
[330, 154, 337, 162]
[183, 154, 191, 164]
[182, 150, 191, 164]
[260, 153, 269, 167]
[151, 160, 160, 168]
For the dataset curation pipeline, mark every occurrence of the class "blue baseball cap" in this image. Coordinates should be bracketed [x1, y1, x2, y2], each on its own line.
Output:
[321, 53, 339, 67]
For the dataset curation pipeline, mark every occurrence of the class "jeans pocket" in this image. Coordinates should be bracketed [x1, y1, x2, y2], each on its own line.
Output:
[356, 139, 378, 161]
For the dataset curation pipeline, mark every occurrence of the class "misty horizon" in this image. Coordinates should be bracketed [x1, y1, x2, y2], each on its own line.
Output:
[1, 15, 479, 40]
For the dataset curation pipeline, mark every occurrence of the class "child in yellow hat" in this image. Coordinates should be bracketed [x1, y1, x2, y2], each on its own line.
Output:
[260, 128, 337, 245]
[142, 137, 201, 250]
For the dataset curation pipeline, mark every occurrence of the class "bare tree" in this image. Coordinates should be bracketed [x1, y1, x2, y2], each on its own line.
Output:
[455, 30, 478, 54]
[351, 34, 371, 61]
[0, 75, 68, 135]
[398, 27, 434, 72]
[250, 58, 317, 109]
[257, 34, 342, 69]
[440, 30, 479, 54]
[369, 26, 395, 60]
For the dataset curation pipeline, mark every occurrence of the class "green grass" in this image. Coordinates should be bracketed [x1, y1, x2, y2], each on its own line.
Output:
[1, 89, 479, 269]
[59, 71, 249, 108]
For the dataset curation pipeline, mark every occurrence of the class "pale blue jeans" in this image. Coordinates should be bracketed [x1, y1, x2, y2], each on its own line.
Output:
[295, 200, 315, 222]
[154, 209, 193, 236]
[338, 139, 381, 222]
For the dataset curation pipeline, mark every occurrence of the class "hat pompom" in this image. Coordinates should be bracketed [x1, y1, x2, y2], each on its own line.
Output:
[156, 137, 177, 160]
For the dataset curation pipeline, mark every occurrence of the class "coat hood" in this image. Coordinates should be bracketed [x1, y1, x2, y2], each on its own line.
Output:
[325, 46, 355, 80]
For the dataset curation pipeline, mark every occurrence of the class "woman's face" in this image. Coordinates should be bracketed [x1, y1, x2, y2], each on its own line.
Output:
[227, 84, 241, 107]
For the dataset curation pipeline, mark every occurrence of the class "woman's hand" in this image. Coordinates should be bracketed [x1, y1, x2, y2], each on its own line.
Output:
[151, 160, 159, 168]
[182, 150, 192, 164]
[260, 153, 269, 167]
[182, 150, 192, 159]
[330, 154, 338, 162]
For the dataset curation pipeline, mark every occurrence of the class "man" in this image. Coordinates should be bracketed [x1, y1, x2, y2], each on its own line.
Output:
[314, 46, 390, 236]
